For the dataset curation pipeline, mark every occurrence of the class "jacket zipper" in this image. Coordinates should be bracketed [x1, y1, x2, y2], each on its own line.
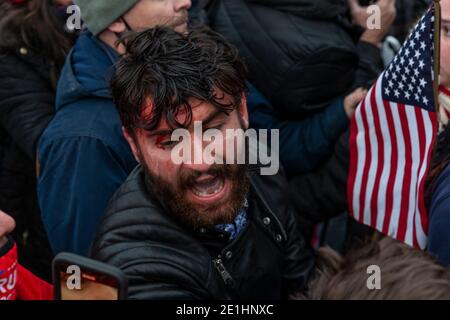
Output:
[213, 257, 235, 288]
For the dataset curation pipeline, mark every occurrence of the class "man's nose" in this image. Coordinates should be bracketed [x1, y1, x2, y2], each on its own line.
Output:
[175, 0, 192, 11]
[182, 133, 212, 172]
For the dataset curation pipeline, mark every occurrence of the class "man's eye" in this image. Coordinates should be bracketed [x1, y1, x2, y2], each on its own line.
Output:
[207, 123, 224, 131]
[158, 140, 178, 148]
[444, 26, 450, 37]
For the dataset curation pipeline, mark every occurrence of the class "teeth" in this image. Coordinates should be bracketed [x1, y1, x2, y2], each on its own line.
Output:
[192, 179, 224, 197]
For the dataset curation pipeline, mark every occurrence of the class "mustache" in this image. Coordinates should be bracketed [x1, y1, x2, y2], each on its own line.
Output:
[178, 164, 239, 190]
[166, 11, 189, 28]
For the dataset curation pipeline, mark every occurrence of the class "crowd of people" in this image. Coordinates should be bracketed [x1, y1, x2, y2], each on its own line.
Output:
[0, 0, 450, 300]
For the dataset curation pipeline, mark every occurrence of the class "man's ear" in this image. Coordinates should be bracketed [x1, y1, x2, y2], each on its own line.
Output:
[122, 127, 141, 163]
[107, 18, 127, 34]
[239, 93, 249, 129]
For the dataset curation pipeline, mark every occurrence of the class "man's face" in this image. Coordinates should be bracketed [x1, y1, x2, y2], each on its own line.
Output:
[124, 93, 251, 230]
[441, 0, 450, 87]
[123, 0, 192, 33]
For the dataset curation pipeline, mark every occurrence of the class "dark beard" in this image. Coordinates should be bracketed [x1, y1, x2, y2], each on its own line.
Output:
[143, 163, 250, 231]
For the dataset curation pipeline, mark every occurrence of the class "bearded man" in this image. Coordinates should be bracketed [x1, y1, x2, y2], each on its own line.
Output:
[90, 27, 315, 300]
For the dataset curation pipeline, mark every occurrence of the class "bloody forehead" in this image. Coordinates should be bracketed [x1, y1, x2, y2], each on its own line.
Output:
[139, 96, 213, 131]
[140, 98, 156, 121]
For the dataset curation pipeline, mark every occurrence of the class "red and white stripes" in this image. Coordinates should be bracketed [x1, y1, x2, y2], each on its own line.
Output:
[348, 74, 437, 249]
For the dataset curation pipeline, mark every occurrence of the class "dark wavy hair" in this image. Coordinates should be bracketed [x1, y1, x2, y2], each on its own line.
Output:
[110, 26, 248, 133]
[0, 0, 75, 81]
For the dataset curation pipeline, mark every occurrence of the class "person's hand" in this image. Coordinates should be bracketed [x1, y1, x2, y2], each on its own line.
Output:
[348, 0, 396, 46]
[0, 211, 15, 248]
[344, 87, 368, 119]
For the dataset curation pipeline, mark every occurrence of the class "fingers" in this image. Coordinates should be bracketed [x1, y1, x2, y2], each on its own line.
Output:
[377, 0, 397, 17]
[344, 88, 368, 119]
[0, 210, 16, 239]
[351, 88, 368, 106]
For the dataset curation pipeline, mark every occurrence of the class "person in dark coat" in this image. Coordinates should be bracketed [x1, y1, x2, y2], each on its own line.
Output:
[209, 0, 376, 176]
[91, 27, 315, 300]
[0, 0, 76, 280]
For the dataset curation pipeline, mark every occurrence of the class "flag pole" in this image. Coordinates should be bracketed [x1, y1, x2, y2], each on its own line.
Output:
[426, 0, 443, 208]
[434, 0, 442, 119]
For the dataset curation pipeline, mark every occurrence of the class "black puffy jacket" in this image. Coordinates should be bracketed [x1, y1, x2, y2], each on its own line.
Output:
[0, 46, 56, 280]
[90, 166, 315, 300]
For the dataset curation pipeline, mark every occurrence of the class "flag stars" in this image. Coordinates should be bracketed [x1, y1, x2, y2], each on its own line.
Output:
[420, 41, 426, 50]
[405, 92, 411, 100]
[417, 85, 423, 94]
[419, 78, 427, 87]
[381, 10, 433, 109]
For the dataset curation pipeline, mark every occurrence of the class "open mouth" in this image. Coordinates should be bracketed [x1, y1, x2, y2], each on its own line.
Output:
[191, 176, 225, 198]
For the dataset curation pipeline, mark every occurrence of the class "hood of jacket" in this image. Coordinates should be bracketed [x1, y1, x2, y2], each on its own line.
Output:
[55, 31, 119, 111]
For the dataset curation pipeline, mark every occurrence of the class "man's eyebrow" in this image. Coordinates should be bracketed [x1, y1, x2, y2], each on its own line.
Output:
[443, 19, 450, 24]
[148, 109, 228, 137]
[149, 129, 174, 137]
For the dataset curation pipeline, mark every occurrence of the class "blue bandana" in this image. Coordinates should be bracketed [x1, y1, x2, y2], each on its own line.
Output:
[215, 198, 249, 241]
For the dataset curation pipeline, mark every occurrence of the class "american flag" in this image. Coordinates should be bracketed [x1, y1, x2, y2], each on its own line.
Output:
[348, 6, 439, 249]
